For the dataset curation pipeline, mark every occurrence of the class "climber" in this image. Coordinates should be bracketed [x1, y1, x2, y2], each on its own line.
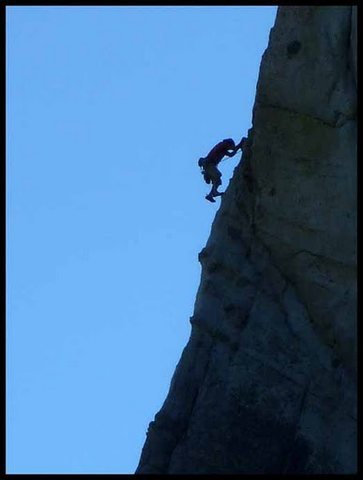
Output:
[198, 137, 247, 202]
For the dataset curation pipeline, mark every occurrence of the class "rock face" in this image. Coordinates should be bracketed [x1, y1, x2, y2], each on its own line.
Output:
[136, 6, 357, 474]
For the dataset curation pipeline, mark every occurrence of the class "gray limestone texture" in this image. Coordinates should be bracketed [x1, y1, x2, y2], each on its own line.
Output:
[135, 6, 357, 474]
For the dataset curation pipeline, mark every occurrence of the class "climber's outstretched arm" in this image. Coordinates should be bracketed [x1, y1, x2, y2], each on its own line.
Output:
[225, 149, 239, 157]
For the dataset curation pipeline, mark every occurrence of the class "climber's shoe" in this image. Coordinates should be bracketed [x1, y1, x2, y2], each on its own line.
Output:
[213, 191, 224, 197]
[205, 194, 216, 203]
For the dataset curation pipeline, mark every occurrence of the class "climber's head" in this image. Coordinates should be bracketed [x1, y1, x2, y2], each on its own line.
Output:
[222, 138, 235, 149]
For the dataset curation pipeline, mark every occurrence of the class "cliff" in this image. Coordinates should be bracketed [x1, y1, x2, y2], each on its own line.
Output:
[136, 6, 357, 474]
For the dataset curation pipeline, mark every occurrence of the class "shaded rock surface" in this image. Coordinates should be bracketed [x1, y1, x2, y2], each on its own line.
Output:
[136, 6, 357, 474]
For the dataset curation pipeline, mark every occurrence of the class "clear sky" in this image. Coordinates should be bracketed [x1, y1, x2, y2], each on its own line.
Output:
[6, 6, 277, 474]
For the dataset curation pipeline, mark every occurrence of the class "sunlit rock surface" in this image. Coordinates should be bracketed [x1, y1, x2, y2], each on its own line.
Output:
[136, 6, 357, 474]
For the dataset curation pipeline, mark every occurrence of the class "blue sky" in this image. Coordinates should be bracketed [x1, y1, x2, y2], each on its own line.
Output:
[6, 6, 277, 474]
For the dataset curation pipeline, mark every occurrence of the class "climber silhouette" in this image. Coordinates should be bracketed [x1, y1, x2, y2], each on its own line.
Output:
[198, 137, 247, 202]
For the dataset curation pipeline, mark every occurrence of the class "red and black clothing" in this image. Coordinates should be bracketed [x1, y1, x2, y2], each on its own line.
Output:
[204, 138, 236, 165]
